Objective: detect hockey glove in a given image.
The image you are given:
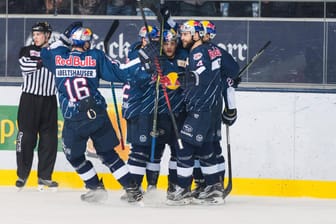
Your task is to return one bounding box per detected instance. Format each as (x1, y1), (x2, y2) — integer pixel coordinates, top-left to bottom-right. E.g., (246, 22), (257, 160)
(221, 108), (237, 126)
(227, 77), (241, 88)
(60, 21), (83, 46)
(138, 41), (160, 74)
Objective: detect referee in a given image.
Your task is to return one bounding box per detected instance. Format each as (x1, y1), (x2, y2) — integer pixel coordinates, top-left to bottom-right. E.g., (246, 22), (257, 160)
(16, 22), (58, 190)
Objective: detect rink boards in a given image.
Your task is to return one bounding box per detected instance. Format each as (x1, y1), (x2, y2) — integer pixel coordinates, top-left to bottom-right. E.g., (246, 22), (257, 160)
(1, 86), (336, 198)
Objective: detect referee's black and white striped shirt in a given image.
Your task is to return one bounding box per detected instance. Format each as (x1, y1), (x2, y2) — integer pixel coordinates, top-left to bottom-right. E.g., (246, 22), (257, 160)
(19, 45), (57, 96)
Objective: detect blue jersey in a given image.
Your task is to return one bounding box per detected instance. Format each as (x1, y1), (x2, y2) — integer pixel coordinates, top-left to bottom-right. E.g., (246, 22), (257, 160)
(184, 43), (223, 112)
(216, 43), (240, 81)
(122, 41), (154, 119)
(209, 42), (239, 110)
(158, 48), (188, 114)
(121, 59), (151, 119)
(41, 45), (127, 120)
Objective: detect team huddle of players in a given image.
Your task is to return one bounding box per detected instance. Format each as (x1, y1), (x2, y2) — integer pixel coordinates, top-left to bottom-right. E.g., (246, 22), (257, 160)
(36, 9), (240, 206)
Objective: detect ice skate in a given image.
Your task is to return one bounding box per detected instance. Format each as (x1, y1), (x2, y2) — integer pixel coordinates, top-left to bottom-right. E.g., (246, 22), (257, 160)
(81, 181), (108, 203)
(190, 180), (206, 198)
(15, 178), (26, 190)
(124, 183), (143, 203)
(37, 178), (58, 192)
(192, 183), (225, 205)
(166, 185), (192, 206)
(146, 184), (157, 193)
(166, 182), (177, 199)
(120, 186), (144, 201)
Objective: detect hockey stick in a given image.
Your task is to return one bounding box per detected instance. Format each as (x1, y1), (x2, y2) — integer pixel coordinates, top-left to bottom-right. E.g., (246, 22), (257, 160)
(137, 0), (159, 162)
(148, 3), (184, 151)
(223, 125), (232, 198)
(238, 40), (271, 78)
(103, 20), (125, 151)
(140, 2), (184, 161)
(221, 41), (271, 195)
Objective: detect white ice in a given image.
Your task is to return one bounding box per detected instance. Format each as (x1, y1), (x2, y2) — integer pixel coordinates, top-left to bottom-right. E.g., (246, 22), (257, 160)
(1, 187), (335, 224)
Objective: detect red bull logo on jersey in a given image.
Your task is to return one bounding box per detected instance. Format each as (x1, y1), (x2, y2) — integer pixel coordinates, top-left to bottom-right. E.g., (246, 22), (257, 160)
(55, 55), (97, 67)
(208, 47), (222, 60)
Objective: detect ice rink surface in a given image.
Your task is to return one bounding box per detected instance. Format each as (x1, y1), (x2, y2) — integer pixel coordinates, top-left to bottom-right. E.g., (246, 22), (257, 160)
(1, 187), (335, 224)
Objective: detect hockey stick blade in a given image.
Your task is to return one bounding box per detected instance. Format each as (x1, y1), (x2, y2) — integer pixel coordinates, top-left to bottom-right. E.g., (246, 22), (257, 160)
(223, 125), (232, 199)
(103, 20), (120, 53)
(238, 40), (271, 78)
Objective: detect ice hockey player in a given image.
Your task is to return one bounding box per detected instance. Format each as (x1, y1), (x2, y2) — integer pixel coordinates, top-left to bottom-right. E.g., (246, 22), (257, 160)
(159, 9), (240, 204)
(40, 22), (143, 203)
(143, 28), (189, 197)
(190, 20), (240, 200)
(120, 25), (165, 194)
(167, 20), (226, 205)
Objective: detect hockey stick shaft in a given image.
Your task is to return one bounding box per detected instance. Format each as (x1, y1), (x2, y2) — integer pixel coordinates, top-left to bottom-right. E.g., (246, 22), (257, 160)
(154, 59), (184, 150)
(148, 2), (183, 150)
(223, 125), (232, 198)
(137, 0), (159, 162)
(103, 20), (125, 150)
(238, 40), (271, 78)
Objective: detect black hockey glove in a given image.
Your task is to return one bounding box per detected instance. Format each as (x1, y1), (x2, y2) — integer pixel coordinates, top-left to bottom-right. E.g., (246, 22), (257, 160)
(60, 21), (83, 46)
(221, 108), (237, 126)
(227, 77), (241, 88)
(138, 41), (160, 74)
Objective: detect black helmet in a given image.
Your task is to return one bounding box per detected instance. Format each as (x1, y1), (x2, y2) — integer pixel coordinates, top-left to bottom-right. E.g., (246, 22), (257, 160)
(32, 22), (52, 34)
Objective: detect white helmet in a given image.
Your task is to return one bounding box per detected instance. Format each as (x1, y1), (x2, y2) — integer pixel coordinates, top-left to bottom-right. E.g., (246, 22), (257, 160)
(70, 27), (93, 47)
(179, 20), (205, 37)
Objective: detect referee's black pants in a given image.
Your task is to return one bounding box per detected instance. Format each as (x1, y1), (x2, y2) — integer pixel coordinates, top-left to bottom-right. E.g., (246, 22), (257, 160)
(16, 93), (58, 181)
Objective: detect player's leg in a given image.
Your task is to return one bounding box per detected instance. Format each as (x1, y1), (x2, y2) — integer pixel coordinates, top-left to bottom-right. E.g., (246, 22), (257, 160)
(166, 141), (195, 205)
(166, 111), (212, 205)
(213, 141), (225, 187)
(145, 113), (173, 191)
(15, 93), (39, 188)
(145, 143), (165, 191)
(191, 157), (206, 197)
(167, 142), (178, 197)
(194, 110), (225, 204)
(92, 111), (143, 203)
(124, 115), (153, 190)
(62, 119), (105, 202)
(36, 95), (58, 190)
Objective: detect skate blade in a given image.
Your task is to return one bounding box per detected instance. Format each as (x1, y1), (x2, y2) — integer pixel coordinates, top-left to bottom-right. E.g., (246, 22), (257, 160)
(81, 192), (108, 203)
(16, 187), (24, 192)
(120, 192), (128, 201)
(37, 185), (58, 192)
(192, 196), (225, 205)
(165, 197), (192, 206)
